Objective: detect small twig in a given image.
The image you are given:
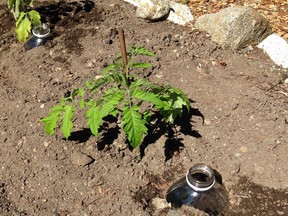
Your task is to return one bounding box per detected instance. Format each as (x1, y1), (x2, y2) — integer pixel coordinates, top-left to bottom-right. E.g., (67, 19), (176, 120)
(266, 80), (282, 91)
(278, 91), (288, 97)
(84, 197), (100, 208)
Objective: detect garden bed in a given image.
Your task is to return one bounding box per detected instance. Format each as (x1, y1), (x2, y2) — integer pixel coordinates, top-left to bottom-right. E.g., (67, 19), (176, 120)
(0, 0), (287, 215)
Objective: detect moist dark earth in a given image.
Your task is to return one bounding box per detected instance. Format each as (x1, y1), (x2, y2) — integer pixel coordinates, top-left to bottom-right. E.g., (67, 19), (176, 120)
(0, 0), (288, 215)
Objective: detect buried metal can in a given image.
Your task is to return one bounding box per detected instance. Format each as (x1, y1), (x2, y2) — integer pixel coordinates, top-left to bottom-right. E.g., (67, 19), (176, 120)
(25, 23), (51, 50)
(166, 163), (229, 215)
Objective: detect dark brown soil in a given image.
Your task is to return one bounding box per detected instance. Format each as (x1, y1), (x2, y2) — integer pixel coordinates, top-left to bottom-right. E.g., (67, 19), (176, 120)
(0, 0), (287, 215)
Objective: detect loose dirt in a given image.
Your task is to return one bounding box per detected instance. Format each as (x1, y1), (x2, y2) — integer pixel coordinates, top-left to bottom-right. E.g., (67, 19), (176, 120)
(0, 0), (287, 215)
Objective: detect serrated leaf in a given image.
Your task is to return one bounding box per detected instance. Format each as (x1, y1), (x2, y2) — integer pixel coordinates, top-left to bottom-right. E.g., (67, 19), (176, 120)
(108, 71), (125, 83)
(70, 88), (84, 100)
(40, 104), (64, 135)
(78, 88), (85, 97)
(129, 62), (152, 69)
(15, 11), (25, 27)
(143, 110), (151, 123)
(16, 14), (31, 42)
(110, 109), (118, 117)
(101, 88), (124, 113)
(129, 47), (155, 56)
(101, 63), (117, 74)
(159, 87), (191, 123)
(122, 105), (147, 148)
(132, 90), (168, 110)
(28, 10), (41, 25)
(61, 105), (75, 139)
(86, 76), (109, 91)
(130, 78), (163, 93)
(85, 103), (101, 137)
(79, 99), (85, 109)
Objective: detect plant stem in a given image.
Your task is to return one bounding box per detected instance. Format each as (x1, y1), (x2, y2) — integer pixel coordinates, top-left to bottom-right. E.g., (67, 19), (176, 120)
(118, 28), (129, 85)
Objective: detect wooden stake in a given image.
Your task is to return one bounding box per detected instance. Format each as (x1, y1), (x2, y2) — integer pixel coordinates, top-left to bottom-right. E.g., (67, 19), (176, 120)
(119, 28), (128, 69)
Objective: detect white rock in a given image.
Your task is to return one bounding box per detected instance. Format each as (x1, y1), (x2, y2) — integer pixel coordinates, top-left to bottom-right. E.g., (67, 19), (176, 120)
(151, 197), (170, 209)
(257, 34), (288, 69)
(168, 1), (194, 25)
(123, 0), (141, 6)
(123, 0), (194, 25)
(136, 0), (170, 21)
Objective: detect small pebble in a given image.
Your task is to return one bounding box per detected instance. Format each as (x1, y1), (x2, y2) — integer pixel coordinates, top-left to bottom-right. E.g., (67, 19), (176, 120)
(204, 119), (211, 125)
(239, 146), (248, 153)
(43, 141), (50, 147)
(86, 60), (96, 68)
(277, 210), (285, 215)
(254, 164), (264, 175)
(71, 152), (95, 166)
(151, 197), (170, 209)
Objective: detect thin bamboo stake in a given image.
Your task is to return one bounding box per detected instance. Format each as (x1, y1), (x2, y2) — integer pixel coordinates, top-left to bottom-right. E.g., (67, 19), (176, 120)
(118, 28), (128, 70)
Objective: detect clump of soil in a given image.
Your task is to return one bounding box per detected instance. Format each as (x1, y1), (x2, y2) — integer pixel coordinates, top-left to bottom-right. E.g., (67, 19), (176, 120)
(0, 0), (287, 215)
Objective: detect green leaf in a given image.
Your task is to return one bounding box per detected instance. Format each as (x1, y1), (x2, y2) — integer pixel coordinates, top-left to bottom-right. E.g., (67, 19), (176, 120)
(101, 87), (124, 113)
(130, 78), (163, 93)
(86, 76), (109, 91)
(40, 104), (64, 135)
(143, 110), (151, 123)
(169, 87), (190, 111)
(85, 88), (123, 137)
(24, 0), (34, 7)
(132, 90), (168, 110)
(101, 63), (117, 74)
(69, 88), (84, 100)
(129, 62), (152, 69)
(85, 103), (101, 137)
(61, 105), (75, 139)
(79, 99), (85, 109)
(159, 87), (191, 123)
(7, 0), (15, 10)
(15, 13), (31, 42)
(129, 47), (155, 56)
(8, 0), (21, 19)
(28, 10), (41, 25)
(122, 105), (148, 148)
(15, 11), (25, 27)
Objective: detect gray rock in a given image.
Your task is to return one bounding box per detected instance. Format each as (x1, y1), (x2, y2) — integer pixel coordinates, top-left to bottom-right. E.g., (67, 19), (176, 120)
(124, 0), (194, 25)
(168, 1), (194, 25)
(195, 6), (272, 50)
(136, 0), (170, 21)
(71, 151), (95, 166)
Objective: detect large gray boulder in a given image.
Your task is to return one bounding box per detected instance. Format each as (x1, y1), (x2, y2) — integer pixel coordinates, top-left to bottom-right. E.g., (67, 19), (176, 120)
(195, 6), (272, 50)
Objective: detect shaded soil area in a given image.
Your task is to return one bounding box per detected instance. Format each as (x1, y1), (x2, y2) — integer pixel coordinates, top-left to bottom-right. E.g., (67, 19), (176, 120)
(0, 0), (288, 215)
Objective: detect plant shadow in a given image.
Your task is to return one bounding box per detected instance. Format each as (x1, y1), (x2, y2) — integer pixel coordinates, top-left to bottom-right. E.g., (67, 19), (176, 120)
(68, 128), (92, 143)
(97, 126), (120, 151)
(66, 100), (204, 159)
(141, 100), (204, 160)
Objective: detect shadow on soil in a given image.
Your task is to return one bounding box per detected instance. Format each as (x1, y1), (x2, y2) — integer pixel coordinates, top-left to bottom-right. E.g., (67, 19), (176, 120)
(67, 104), (203, 161)
(141, 105), (204, 160)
